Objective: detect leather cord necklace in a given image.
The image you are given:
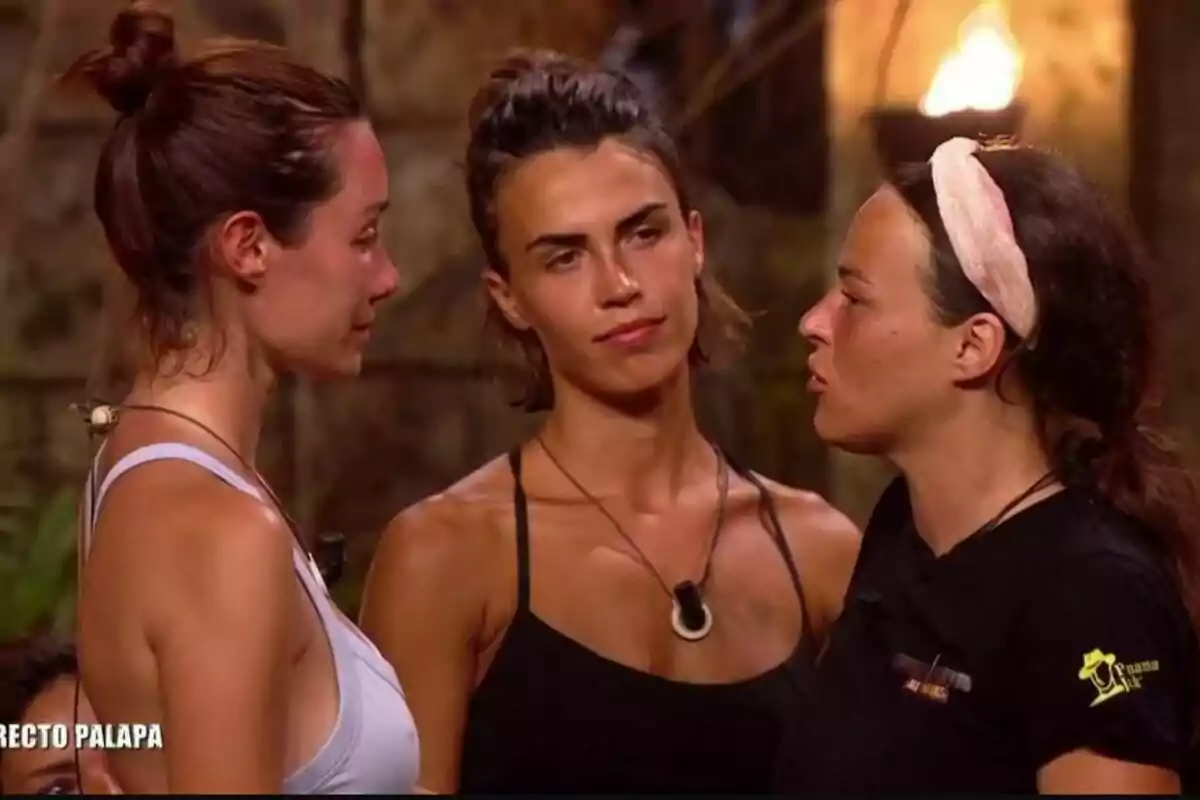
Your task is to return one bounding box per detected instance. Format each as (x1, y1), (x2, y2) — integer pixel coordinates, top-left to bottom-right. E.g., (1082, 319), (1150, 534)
(978, 469), (1059, 534)
(915, 469), (1059, 692)
(535, 435), (729, 643)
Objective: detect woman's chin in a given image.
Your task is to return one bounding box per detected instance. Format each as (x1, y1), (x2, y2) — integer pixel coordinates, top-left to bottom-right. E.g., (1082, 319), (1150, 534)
(813, 407), (884, 456)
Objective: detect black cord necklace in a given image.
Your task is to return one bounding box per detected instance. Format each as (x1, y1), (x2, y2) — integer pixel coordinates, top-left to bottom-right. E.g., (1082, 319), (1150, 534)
(979, 470), (1059, 534)
(535, 435), (729, 643)
(912, 469), (1059, 697)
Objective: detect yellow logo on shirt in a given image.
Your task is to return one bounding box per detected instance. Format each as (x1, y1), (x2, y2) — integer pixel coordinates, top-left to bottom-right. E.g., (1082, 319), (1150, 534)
(1077, 649), (1160, 707)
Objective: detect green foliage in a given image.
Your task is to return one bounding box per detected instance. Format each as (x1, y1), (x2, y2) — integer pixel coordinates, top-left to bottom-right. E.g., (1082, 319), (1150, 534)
(0, 487), (78, 639)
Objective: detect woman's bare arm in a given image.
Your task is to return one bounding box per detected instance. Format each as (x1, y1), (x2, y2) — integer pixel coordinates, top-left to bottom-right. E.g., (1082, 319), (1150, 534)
(146, 491), (296, 793)
(1039, 750), (1179, 795)
(360, 498), (493, 794)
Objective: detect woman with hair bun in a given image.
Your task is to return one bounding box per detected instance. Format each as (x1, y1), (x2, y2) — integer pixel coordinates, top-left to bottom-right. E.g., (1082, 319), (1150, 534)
(66, 1), (416, 793)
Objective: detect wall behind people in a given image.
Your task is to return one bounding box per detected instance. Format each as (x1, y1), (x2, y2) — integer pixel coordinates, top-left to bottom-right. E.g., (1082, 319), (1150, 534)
(1130, 0), (1200, 448)
(0, 0), (831, 618)
(824, 0), (1131, 522)
(10, 0), (1191, 615)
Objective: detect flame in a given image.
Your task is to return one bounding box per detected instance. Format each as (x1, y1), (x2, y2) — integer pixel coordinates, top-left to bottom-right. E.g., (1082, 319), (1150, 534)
(920, 1), (1022, 116)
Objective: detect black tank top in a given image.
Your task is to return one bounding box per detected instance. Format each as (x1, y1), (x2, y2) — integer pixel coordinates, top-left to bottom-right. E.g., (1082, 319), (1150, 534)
(458, 448), (818, 792)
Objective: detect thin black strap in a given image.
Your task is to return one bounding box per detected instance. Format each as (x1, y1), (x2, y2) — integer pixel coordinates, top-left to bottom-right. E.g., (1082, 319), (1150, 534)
(725, 455), (814, 646)
(507, 448), (531, 611)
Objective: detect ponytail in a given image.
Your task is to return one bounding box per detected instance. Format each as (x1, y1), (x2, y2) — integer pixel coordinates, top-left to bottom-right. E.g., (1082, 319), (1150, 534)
(1069, 413), (1200, 631)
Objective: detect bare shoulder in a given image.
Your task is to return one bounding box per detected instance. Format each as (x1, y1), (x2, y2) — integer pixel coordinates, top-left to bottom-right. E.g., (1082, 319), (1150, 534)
(362, 454), (516, 626)
(741, 471), (862, 631)
(750, 472), (861, 555)
(89, 464), (301, 792)
(372, 454), (515, 572)
(92, 462), (296, 641)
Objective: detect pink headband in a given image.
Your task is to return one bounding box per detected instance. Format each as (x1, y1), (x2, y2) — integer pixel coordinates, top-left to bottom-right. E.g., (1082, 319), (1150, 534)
(928, 137), (1035, 338)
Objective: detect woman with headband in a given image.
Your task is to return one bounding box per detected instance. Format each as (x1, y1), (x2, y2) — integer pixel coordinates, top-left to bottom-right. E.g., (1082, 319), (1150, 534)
(775, 138), (1200, 792)
(66, 1), (416, 793)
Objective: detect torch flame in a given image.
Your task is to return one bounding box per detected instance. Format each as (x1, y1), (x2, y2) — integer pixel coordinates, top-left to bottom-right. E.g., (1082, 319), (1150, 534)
(920, 1), (1022, 117)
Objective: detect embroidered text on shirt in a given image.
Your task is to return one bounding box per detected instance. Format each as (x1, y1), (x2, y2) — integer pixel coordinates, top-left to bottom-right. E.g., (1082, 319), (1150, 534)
(1078, 649), (1160, 707)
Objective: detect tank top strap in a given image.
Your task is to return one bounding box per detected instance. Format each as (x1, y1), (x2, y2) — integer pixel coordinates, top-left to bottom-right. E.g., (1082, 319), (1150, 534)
(84, 442), (263, 554)
(723, 452), (814, 646)
(94, 442), (261, 513)
(506, 448), (531, 611)
(80, 441), (421, 794)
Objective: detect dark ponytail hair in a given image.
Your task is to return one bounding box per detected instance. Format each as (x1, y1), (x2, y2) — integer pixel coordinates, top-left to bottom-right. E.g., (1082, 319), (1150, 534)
(893, 144), (1200, 632)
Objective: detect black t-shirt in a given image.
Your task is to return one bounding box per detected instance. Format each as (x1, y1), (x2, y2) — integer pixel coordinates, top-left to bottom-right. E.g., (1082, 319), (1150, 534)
(774, 479), (1198, 793)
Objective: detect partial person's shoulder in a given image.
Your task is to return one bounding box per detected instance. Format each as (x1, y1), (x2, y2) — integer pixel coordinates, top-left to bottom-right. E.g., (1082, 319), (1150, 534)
(1015, 491), (1194, 656)
(1032, 546), (1183, 618)
(166, 475), (295, 594)
(99, 454), (294, 571)
(1014, 540), (1197, 774)
(751, 472), (862, 556)
(94, 461), (297, 637)
(363, 454), (516, 629)
(1017, 488), (1174, 578)
(376, 453), (516, 571)
(742, 471), (862, 631)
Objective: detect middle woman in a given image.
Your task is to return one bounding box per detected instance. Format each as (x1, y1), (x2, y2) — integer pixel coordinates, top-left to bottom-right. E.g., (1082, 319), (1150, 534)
(360, 50), (859, 794)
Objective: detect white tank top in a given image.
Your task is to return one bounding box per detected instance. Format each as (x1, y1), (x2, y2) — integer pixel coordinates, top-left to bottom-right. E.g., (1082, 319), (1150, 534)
(81, 442), (419, 794)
